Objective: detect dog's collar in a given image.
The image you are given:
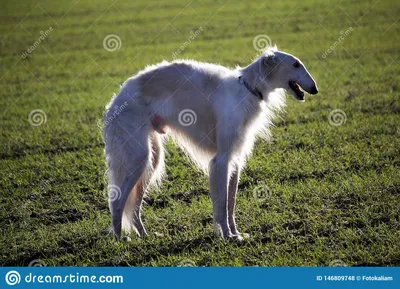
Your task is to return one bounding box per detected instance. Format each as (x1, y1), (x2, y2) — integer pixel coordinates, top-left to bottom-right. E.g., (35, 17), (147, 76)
(238, 76), (263, 100)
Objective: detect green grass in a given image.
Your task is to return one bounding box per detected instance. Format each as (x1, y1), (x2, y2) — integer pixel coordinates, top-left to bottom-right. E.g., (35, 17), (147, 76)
(0, 0), (399, 266)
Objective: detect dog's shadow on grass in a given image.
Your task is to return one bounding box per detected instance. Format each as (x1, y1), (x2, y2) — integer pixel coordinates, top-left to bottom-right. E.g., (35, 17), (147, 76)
(143, 189), (209, 208)
(99, 232), (257, 266)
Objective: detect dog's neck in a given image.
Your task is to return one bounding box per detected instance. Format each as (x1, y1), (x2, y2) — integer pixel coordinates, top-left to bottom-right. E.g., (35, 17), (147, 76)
(239, 76), (263, 100)
(239, 61), (274, 101)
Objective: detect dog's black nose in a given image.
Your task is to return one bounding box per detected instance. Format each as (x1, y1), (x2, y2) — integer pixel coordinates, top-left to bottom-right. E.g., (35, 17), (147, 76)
(310, 85), (318, 95)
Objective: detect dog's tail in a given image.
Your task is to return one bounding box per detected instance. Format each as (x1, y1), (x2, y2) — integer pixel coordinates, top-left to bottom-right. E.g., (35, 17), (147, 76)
(121, 133), (165, 232)
(121, 185), (139, 234)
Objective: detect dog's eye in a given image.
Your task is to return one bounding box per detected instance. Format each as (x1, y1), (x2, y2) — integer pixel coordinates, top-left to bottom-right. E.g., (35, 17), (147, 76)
(293, 61), (300, 68)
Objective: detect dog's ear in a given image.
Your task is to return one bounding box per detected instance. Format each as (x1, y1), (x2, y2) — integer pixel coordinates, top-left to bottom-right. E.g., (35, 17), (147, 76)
(262, 54), (278, 77)
(263, 54), (276, 66)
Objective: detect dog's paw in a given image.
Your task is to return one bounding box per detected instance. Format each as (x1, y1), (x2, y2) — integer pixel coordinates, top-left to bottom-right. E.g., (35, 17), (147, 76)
(121, 236), (132, 242)
(230, 233), (250, 243)
(239, 233), (250, 239)
(225, 233), (249, 243)
(232, 231), (250, 238)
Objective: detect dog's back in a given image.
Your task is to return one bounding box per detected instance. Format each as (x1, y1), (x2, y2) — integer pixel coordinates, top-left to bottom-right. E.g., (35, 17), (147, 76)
(106, 60), (242, 168)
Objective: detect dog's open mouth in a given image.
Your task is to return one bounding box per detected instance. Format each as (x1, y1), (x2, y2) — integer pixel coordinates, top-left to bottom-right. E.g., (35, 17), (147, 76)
(288, 81), (305, 101)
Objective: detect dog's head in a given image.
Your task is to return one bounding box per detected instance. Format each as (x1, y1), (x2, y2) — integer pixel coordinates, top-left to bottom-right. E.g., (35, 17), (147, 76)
(258, 49), (318, 101)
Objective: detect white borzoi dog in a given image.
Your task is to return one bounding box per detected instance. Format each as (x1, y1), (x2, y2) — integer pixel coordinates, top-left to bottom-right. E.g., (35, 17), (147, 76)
(103, 46), (318, 241)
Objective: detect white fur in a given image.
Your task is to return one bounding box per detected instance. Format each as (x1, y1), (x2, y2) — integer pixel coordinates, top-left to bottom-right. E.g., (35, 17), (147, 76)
(103, 47), (317, 239)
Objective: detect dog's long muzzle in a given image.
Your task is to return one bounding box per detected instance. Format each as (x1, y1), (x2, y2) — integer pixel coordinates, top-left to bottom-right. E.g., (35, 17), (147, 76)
(288, 80), (318, 101)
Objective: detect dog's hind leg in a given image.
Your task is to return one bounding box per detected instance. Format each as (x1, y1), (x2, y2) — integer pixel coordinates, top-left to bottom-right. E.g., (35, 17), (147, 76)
(124, 132), (164, 237)
(106, 126), (150, 240)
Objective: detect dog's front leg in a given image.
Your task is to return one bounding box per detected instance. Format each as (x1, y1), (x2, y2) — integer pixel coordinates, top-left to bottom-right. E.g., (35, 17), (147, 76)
(228, 164), (240, 235)
(209, 153), (232, 238)
(228, 164), (250, 241)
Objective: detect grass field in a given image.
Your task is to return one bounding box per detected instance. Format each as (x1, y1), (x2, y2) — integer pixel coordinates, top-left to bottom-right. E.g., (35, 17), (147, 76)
(1, 0), (399, 267)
